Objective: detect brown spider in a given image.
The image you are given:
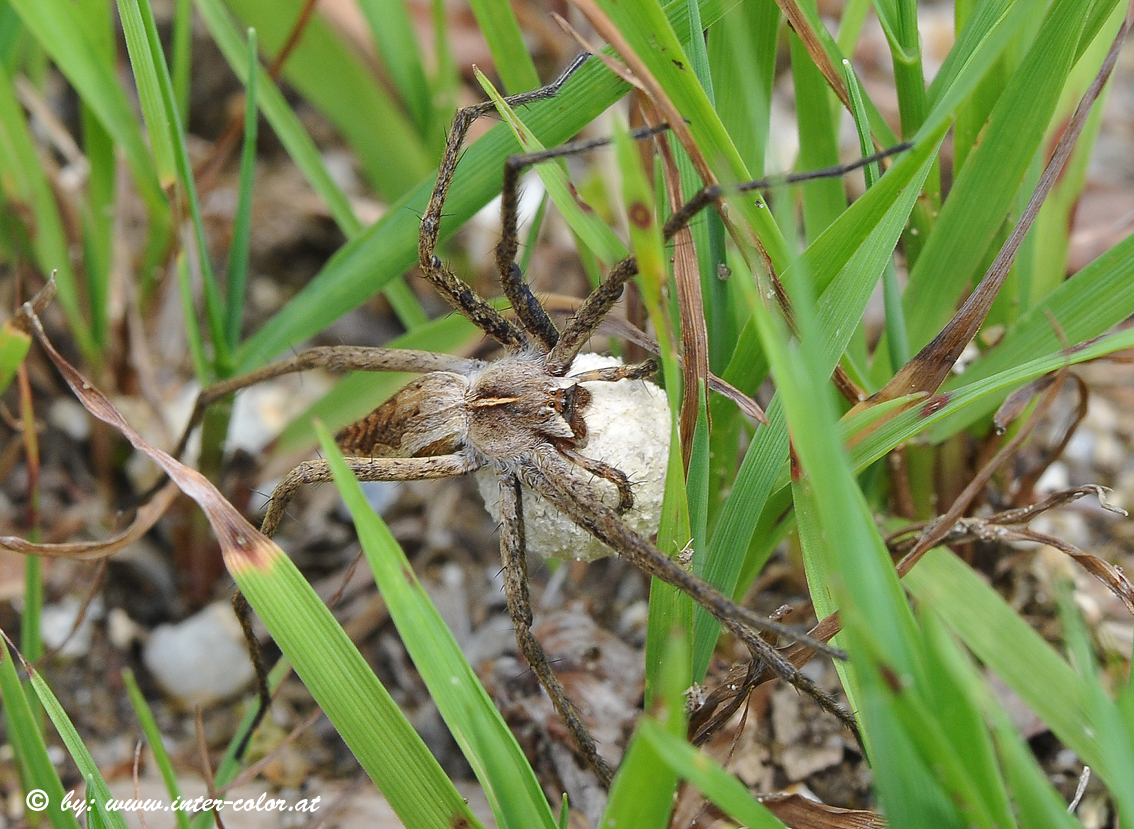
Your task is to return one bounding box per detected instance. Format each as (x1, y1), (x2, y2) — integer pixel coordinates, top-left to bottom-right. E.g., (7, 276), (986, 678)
(181, 55), (902, 784)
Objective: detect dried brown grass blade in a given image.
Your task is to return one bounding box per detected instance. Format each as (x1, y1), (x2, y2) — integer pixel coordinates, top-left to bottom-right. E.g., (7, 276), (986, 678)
(0, 481), (178, 560)
(760, 793), (885, 829)
(647, 102), (712, 464)
(17, 283), (276, 573)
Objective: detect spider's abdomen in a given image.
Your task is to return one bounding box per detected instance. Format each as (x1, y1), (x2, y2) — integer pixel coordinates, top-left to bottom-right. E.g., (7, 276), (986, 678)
(337, 371), (470, 458)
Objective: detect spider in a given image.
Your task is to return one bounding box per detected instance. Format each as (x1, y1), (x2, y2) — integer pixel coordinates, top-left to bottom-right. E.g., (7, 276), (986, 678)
(180, 54), (903, 785)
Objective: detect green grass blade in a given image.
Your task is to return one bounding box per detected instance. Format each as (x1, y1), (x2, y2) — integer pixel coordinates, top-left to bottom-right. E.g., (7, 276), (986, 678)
(989, 700), (1086, 829)
(843, 58), (909, 373)
(0, 61), (92, 358)
(1056, 587), (1134, 818)
(851, 325), (1134, 473)
(600, 632), (689, 829)
(316, 423), (556, 829)
(196, 0), (427, 331)
(122, 670), (192, 829)
(0, 638), (82, 829)
(904, 548), (1123, 789)
(233, 547), (486, 829)
(19, 654), (130, 829)
(6, 0), (170, 256)
(637, 721), (787, 828)
(873, 0), (929, 137)
(225, 27), (258, 352)
(0, 318), (30, 393)
(694, 129), (941, 675)
(222, 0), (430, 200)
(613, 118), (693, 700)
(171, 0), (191, 123)
(467, 0), (538, 93)
(118, 0), (230, 374)
(901, 0), (1110, 352)
(115, 0), (175, 188)
(358, 0), (431, 136)
(791, 32), (843, 241)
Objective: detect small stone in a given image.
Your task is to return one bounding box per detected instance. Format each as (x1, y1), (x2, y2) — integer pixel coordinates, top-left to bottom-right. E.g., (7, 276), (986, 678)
(41, 596), (101, 658)
(47, 398), (91, 441)
(143, 601), (256, 707)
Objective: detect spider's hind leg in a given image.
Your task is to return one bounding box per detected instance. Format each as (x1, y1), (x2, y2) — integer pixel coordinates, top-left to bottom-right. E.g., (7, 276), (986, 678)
(498, 471), (616, 786)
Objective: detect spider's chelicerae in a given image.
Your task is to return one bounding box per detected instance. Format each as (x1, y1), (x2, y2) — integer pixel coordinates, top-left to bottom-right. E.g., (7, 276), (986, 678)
(183, 55), (903, 785)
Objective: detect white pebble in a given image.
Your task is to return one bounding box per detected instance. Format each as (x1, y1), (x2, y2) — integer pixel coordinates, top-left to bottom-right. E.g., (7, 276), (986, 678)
(143, 601), (255, 707)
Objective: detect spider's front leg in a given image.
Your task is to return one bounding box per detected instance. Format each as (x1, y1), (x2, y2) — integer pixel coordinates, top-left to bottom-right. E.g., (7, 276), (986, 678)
(497, 472), (616, 786)
(417, 54), (590, 351)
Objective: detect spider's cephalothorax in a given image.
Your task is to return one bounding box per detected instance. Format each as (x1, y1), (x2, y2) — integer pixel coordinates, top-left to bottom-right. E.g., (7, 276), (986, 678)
(466, 356), (590, 461)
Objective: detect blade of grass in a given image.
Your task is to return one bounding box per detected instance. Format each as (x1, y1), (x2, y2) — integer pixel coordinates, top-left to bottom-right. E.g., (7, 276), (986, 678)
(468, 0), (539, 93)
(196, 0), (428, 332)
(0, 61), (92, 358)
(358, 0), (431, 137)
(122, 670), (192, 829)
(0, 638), (82, 829)
(695, 130), (941, 675)
(636, 721), (788, 828)
(225, 27), (258, 352)
(1057, 585), (1134, 818)
(614, 119), (694, 699)
(600, 632), (690, 829)
(223, 0), (431, 200)
(6, 0), (171, 270)
(900, 0), (1109, 352)
(13, 646), (131, 829)
(119, 0), (230, 374)
(904, 548), (1124, 788)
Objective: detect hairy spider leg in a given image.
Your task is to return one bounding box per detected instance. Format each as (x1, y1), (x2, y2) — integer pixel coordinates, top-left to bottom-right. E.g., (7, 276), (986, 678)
(173, 347), (482, 461)
(418, 53), (591, 352)
(495, 122), (673, 352)
(518, 444), (862, 741)
(498, 473), (617, 785)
